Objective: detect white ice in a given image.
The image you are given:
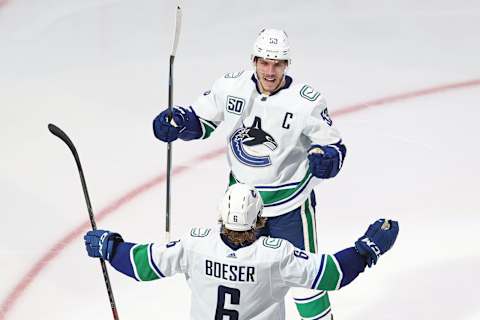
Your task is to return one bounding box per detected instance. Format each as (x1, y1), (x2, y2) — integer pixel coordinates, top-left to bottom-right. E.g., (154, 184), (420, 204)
(1, 0), (479, 319)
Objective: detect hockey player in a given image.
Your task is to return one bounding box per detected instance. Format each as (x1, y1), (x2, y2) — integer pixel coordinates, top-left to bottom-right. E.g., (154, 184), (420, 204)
(84, 184), (399, 320)
(152, 28), (346, 318)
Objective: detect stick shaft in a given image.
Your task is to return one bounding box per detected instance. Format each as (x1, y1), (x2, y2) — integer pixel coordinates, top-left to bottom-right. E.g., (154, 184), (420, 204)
(165, 6), (182, 242)
(48, 123), (120, 320)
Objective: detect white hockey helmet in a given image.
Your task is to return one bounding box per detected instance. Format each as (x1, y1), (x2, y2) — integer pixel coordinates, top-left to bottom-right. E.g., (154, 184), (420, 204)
(252, 28), (290, 63)
(220, 183), (264, 232)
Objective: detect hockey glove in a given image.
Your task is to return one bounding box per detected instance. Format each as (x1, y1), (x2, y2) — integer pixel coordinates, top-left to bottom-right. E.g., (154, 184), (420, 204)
(153, 106), (202, 142)
(355, 219), (399, 267)
(307, 144), (344, 179)
(84, 230), (124, 261)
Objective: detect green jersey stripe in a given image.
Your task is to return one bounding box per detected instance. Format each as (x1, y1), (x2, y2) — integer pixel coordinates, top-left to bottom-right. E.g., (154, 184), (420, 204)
(132, 244), (161, 281)
(229, 170), (313, 206)
(294, 293), (331, 319)
(304, 199), (317, 253)
(199, 118), (217, 139)
(316, 255), (341, 290)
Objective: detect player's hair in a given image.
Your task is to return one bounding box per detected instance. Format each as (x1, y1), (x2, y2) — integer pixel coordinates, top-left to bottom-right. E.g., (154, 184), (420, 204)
(221, 216), (267, 246)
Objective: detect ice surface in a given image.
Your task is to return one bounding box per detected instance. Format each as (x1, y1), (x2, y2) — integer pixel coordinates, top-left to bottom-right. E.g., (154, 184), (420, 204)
(1, 0), (479, 319)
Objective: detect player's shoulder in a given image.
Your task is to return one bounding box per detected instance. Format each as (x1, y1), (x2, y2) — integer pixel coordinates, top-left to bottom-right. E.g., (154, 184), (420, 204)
(284, 77), (326, 108)
(257, 236), (313, 263)
(256, 236), (297, 262)
(213, 70), (253, 89)
(187, 227), (216, 239)
(221, 70), (250, 81)
(258, 236), (288, 251)
(181, 227), (218, 249)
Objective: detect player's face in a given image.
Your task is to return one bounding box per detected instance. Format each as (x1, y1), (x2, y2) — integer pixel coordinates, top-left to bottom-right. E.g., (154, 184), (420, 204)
(255, 58), (288, 94)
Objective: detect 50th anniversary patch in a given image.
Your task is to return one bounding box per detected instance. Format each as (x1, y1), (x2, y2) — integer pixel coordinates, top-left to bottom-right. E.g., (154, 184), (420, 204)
(226, 96), (245, 115)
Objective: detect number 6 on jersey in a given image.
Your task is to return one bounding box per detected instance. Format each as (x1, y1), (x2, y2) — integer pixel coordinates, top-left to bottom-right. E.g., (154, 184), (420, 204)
(215, 285), (240, 320)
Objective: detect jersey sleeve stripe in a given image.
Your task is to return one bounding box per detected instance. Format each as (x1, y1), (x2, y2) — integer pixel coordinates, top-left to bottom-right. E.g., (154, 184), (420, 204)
(131, 244), (161, 281)
(199, 118), (217, 139)
(130, 244), (141, 281)
(315, 255), (342, 290)
(331, 254), (343, 290)
(148, 243), (166, 278)
(311, 254), (326, 289)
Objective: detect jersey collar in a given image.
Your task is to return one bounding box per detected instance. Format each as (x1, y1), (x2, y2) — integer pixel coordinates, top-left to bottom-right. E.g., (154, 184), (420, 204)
(251, 72), (293, 96)
(220, 233), (254, 251)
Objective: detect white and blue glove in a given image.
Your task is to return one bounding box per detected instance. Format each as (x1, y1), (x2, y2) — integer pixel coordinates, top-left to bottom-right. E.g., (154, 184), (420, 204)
(355, 219), (399, 267)
(308, 143), (346, 179)
(84, 230), (123, 261)
(153, 106), (202, 142)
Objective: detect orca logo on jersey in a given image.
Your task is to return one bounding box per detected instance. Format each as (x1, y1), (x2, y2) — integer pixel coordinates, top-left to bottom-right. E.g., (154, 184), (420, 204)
(229, 117), (278, 167)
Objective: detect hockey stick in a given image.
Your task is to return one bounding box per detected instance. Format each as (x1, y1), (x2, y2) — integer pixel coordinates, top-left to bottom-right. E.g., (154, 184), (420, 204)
(165, 5), (183, 242)
(47, 123), (120, 320)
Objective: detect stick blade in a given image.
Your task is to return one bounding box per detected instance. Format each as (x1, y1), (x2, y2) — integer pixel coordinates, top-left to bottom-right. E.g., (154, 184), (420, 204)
(171, 5), (183, 56)
(48, 123), (78, 156)
(48, 123), (63, 137)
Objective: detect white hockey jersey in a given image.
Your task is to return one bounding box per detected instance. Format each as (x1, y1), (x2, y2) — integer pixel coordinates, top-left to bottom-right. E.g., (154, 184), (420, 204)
(192, 71), (343, 216)
(127, 228), (344, 320)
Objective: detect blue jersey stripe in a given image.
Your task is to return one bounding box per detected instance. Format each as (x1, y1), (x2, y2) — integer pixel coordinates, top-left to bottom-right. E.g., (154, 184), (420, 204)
(149, 244), (166, 278)
(311, 254), (325, 289)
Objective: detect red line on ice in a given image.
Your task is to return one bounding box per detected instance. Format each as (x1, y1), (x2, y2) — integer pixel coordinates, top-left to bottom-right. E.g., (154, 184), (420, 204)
(1, 79), (479, 319)
(333, 78), (480, 116)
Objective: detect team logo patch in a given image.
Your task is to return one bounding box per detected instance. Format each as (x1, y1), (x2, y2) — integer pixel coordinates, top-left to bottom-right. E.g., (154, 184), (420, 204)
(300, 85), (320, 101)
(321, 108), (333, 126)
(190, 228), (211, 237)
(263, 237), (282, 249)
(226, 96), (245, 115)
(229, 117), (278, 167)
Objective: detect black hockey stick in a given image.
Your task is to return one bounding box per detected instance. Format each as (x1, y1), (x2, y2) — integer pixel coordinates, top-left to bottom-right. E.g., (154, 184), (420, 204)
(47, 123), (120, 320)
(165, 5), (183, 242)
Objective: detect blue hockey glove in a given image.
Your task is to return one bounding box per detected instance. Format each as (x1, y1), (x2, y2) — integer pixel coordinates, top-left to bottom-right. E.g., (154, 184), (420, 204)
(307, 144), (344, 179)
(153, 106), (202, 142)
(84, 230), (124, 261)
(355, 219), (399, 267)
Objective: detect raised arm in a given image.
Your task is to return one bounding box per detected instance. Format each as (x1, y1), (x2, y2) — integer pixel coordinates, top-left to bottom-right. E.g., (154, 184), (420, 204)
(84, 230), (186, 281)
(279, 219), (399, 290)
